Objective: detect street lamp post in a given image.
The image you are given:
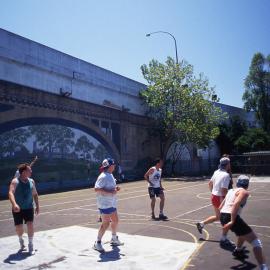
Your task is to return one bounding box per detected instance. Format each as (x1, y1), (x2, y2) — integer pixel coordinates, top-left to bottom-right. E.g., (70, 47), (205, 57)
(146, 31), (179, 64)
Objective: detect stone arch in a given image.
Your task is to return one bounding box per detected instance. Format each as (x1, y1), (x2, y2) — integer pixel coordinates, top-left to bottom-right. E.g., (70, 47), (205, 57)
(0, 116), (120, 161)
(164, 141), (193, 175)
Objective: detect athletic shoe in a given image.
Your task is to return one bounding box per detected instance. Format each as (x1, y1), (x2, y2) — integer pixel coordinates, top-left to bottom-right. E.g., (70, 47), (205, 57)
(159, 214), (168, 220)
(110, 236), (124, 246)
(28, 243), (35, 255)
(220, 238), (235, 248)
(232, 248), (246, 259)
(196, 222), (203, 234)
(93, 241), (104, 252)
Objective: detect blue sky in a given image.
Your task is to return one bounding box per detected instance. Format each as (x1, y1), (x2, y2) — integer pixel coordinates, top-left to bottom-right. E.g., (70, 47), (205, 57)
(1, 0), (269, 108)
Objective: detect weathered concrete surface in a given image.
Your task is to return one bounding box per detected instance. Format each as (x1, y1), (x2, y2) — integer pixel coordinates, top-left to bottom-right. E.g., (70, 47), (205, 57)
(0, 226), (197, 270)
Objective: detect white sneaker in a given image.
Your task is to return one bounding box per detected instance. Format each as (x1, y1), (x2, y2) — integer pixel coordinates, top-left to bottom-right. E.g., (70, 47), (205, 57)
(28, 243), (35, 255)
(110, 236), (124, 246)
(93, 241), (104, 252)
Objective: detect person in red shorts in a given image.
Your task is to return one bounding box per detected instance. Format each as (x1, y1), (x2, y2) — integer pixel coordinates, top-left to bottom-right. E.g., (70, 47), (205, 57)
(196, 157), (232, 246)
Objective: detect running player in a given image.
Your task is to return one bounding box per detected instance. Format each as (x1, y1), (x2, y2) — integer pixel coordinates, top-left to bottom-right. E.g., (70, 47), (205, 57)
(144, 158), (167, 220)
(196, 157), (232, 245)
(8, 163), (39, 255)
(93, 158), (123, 252)
(220, 175), (268, 270)
(220, 154), (233, 189)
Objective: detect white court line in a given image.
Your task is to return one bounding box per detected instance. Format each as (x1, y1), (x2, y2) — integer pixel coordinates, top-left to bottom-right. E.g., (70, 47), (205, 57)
(0, 181), (199, 213)
(249, 224), (270, 229)
(0, 181), (194, 210)
(172, 204), (212, 219)
(0, 182), (207, 222)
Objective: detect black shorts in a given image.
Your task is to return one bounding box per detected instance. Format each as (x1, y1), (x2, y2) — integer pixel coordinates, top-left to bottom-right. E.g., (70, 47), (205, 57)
(148, 187), (164, 198)
(12, 208), (34, 226)
(220, 213), (252, 236)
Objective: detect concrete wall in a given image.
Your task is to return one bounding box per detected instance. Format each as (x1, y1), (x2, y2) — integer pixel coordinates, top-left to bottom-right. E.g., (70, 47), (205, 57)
(0, 28), (146, 115)
(0, 28), (255, 125)
(215, 102), (256, 125)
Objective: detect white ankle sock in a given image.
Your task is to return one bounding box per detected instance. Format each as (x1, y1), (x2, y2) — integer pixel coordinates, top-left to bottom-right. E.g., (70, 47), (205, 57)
(28, 237), (33, 245)
(220, 235), (227, 241)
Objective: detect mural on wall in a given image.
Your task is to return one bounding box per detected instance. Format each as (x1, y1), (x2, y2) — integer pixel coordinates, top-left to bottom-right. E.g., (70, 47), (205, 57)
(0, 124), (110, 185)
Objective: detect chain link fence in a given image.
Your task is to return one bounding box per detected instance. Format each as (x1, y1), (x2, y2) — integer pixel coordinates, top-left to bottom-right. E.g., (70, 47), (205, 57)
(230, 152), (270, 175)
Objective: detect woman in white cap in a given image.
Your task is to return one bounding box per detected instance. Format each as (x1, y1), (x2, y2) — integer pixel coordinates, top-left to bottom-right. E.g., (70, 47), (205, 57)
(220, 175), (268, 270)
(93, 158), (123, 252)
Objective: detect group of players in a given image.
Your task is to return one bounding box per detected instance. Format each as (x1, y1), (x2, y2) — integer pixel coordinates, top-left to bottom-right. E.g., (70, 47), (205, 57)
(7, 155), (268, 269)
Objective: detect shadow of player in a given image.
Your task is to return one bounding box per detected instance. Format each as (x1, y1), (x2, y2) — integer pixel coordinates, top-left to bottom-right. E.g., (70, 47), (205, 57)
(98, 246), (125, 262)
(3, 249), (31, 264)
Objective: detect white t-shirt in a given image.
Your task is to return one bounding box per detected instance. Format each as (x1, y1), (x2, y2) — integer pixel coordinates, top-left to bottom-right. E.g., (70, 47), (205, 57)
(148, 167), (162, 188)
(94, 172), (117, 209)
(221, 188), (247, 215)
(210, 169), (230, 196)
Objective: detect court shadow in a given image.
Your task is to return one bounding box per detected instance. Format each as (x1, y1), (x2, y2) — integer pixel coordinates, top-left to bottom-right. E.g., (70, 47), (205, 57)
(230, 260), (257, 269)
(3, 250), (30, 264)
(199, 238), (220, 243)
(219, 242), (237, 252)
(98, 246), (124, 262)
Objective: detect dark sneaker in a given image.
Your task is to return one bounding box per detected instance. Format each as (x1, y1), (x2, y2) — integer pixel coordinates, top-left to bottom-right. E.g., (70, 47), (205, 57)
(159, 214), (168, 220)
(196, 223), (203, 234)
(151, 213), (156, 220)
(232, 248), (246, 259)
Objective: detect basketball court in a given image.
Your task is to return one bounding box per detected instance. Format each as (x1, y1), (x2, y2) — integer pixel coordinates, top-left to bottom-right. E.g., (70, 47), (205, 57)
(0, 177), (269, 269)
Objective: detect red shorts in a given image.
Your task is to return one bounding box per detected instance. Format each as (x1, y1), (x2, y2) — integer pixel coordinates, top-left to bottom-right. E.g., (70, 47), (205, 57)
(211, 194), (224, 208)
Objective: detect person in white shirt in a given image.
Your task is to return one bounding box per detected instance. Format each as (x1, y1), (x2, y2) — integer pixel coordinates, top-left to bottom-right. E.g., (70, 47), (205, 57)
(196, 157), (231, 245)
(144, 158), (168, 220)
(93, 158), (123, 252)
(219, 175), (268, 270)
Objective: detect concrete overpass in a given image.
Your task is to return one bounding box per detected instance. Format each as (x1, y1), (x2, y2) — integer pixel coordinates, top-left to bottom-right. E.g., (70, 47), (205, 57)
(0, 28), (160, 170)
(0, 28), (255, 174)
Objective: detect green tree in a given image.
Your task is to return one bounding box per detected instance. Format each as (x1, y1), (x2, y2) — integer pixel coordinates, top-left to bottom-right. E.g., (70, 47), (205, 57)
(55, 128), (75, 158)
(75, 135), (95, 159)
(235, 128), (270, 153)
(140, 57), (226, 157)
(93, 144), (109, 162)
(0, 128), (30, 157)
(216, 115), (248, 154)
(29, 125), (75, 159)
(243, 53), (270, 132)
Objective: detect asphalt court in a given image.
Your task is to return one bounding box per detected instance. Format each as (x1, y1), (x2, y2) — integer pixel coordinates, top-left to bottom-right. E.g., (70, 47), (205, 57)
(0, 177), (269, 269)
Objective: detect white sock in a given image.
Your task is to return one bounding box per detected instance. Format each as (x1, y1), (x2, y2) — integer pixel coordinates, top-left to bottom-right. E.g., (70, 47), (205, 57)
(260, 264), (268, 270)
(19, 236), (24, 245)
(97, 237), (101, 242)
(220, 235), (227, 241)
(28, 237), (33, 245)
